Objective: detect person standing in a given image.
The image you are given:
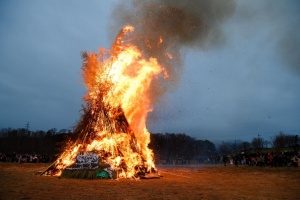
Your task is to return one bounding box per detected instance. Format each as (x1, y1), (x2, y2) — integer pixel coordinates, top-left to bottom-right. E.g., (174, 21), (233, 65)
(222, 155), (228, 166)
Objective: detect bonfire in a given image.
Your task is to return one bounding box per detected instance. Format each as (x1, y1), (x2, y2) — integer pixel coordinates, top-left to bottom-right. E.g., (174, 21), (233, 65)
(40, 0), (226, 179)
(40, 26), (167, 179)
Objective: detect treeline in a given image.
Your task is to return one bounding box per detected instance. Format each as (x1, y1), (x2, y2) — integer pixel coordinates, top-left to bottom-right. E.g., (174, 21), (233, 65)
(149, 133), (215, 163)
(0, 128), (299, 162)
(218, 132), (300, 156)
(0, 128), (216, 161)
(0, 128), (70, 155)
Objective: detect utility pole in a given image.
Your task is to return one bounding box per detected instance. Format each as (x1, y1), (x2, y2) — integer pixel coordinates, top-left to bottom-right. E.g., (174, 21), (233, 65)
(25, 122), (30, 136)
(257, 134), (262, 149)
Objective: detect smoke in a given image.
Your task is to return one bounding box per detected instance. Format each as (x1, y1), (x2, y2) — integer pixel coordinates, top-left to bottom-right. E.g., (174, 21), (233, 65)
(110, 0), (236, 101)
(273, 2), (300, 74)
(277, 24), (300, 74)
(235, 0), (300, 74)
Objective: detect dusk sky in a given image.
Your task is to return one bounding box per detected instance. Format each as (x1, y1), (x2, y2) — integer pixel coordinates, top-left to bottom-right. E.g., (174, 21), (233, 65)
(1, 0), (299, 142)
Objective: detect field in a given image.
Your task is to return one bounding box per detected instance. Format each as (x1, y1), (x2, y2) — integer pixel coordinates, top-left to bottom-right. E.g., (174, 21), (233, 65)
(0, 163), (299, 200)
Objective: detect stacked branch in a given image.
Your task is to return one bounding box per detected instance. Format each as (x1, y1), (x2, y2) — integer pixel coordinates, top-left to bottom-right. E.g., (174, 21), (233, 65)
(39, 49), (142, 177)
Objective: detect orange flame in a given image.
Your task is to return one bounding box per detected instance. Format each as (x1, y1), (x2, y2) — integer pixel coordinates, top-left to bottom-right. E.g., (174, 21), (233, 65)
(55, 25), (168, 178)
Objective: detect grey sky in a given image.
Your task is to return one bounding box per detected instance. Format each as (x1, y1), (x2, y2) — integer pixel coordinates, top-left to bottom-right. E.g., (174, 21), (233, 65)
(0, 0), (299, 142)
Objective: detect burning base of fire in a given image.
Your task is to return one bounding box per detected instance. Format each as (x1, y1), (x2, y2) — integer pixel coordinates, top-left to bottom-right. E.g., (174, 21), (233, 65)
(40, 26), (165, 179)
(41, 151), (160, 179)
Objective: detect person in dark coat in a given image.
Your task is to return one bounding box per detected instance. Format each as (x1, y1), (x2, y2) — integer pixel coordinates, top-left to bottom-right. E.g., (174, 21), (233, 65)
(222, 155), (228, 166)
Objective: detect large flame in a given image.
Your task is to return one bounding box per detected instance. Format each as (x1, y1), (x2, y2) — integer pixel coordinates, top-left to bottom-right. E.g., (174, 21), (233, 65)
(55, 26), (168, 178)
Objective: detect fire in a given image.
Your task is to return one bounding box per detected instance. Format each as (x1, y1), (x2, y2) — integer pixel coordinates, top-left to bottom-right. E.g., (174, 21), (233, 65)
(166, 52), (173, 60)
(54, 25), (168, 178)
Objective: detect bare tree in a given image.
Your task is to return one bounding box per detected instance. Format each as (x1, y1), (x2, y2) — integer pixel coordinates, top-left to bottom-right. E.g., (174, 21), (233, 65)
(263, 140), (271, 148)
(272, 131), (300, 151)
(251, 137), (264, 150)
(218, 142), (232, 155)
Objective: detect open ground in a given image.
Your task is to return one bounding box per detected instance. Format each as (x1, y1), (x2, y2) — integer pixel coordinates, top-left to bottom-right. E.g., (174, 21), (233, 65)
(0, 163), (299, 200)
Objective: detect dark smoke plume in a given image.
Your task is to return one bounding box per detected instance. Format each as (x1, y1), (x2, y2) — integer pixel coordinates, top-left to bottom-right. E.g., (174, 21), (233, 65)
(110, 0), (236, 101)
(277, 26), (300, 74)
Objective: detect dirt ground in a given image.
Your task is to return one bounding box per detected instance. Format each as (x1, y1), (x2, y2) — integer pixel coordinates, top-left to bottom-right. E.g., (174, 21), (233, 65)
(0, 163), (299, 200)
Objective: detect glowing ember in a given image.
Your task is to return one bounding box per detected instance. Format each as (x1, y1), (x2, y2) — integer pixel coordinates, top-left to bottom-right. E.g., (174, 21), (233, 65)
(54, 25), (168, 178)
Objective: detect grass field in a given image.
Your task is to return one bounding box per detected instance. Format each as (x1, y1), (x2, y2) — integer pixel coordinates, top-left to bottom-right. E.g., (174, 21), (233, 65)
(0, 163), (299, 199)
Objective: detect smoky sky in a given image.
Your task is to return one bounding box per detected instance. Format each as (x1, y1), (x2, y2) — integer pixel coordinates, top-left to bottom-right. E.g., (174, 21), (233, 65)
(111, 0), (236, 50)
(235, 0), (300, 74)
(0, 0), (299, 141)
(110, 0), (236, 102)
(109, 0), (300, 141)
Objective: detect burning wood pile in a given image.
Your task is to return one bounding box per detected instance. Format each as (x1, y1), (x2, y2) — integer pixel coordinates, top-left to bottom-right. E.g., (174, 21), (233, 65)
(39, 0), (233, 179)
(40, 26), (165, 179)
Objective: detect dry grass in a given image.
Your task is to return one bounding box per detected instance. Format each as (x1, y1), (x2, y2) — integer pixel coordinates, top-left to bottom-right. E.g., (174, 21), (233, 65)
(0, 163), (299, 200)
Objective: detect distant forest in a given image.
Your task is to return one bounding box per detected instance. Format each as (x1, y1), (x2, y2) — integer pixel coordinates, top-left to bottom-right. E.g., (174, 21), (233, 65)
(0, 128), (299, 162)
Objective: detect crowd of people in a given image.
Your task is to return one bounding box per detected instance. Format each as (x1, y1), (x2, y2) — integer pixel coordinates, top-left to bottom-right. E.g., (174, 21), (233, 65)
(221, 151), (300, 167)
(0, 152), (54, 163)
(1, 151), (299, 168)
